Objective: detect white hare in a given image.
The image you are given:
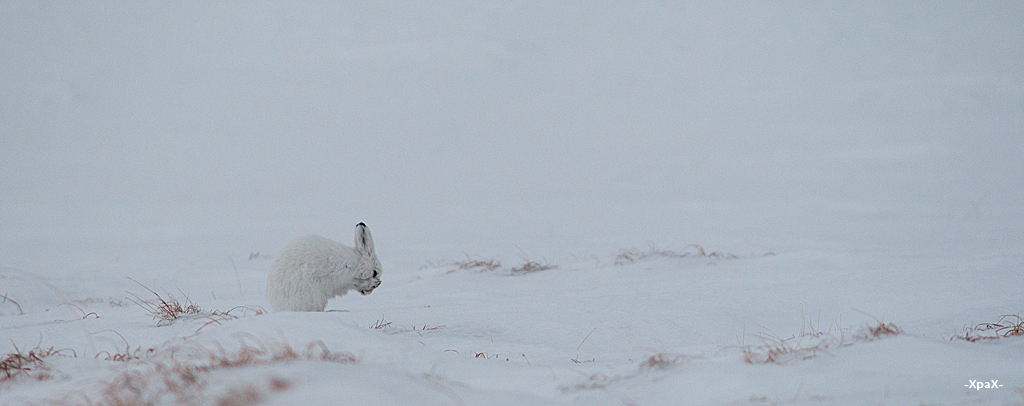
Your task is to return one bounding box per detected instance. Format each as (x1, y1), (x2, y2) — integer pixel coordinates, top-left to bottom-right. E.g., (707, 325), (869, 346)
(266, 223), (382, 311)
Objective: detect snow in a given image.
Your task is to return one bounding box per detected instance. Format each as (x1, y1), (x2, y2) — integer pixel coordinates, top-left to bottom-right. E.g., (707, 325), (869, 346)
(2, 1), (1023, 405)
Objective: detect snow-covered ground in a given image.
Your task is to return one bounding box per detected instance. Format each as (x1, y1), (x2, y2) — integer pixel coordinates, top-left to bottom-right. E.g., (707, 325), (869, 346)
(2, 2), (1023, 405)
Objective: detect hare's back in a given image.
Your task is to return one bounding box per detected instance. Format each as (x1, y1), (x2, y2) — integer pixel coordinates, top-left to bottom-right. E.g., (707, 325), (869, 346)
(274, 235), (354, 272)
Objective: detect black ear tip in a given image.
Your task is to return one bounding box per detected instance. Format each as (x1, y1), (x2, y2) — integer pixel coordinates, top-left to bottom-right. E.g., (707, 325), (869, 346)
(357, 222), (366, 227)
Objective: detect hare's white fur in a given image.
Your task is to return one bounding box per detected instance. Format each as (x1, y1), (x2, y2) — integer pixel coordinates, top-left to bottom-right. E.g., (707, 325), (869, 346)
(266, 223), (382, 312)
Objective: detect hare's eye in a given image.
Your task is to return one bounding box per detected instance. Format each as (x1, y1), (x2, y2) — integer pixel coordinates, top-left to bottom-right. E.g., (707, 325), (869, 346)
(372, 270), (379, 278)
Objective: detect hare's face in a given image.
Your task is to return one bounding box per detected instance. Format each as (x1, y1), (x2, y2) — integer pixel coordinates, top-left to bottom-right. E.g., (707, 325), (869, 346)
(354, 255), (382, 295)
(352, 222), (381, 295)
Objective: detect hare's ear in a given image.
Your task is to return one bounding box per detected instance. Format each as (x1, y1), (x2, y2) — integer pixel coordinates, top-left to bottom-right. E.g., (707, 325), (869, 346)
(354, 222), (375, 256)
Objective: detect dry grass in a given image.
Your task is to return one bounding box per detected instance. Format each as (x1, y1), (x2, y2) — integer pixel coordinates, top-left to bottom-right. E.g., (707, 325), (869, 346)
(861, 322), (905, 340)
(451, 255), (557, 275)
(127, 278), (265, 331)
(952, 314), (1024, 342)
(741, 332), (839, 365)
(563, 316), (901, 393)
(511, 259), (556, 274)
(454, 255), (502, 272)
(562, 373), (610, 392)
(58, 302), (100, 319)
(195, 338), (359, 369)
(127, 278), (202, 326)
(216, 383), (263, 406)
(636, 353), (694, 372)
(93, 329), (156, 362)
(267, 375), (292, 392)
(1, 293), (24, 315)
(365, 319), (446, 337)
(100, 361), (201, 406)
(369, 317), (392, 330)
(741, 319), (903, 365)
(563, 351), (699, 393)
(195, 306), (267, 334)
(79, 338), (357, 406)
(615, 244), (774, 265)
(571, 327), (597, 364)
(1, 341), (76, 382)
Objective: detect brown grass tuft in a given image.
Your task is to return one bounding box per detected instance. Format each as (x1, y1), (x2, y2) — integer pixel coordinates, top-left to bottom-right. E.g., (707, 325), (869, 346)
(216, 383), (263, 406)
(511, 259), (556, 274)
(189, 337), (359, 371)
(863, 322), (904, 340)
(562, 373), (609, 392)
(1, 340), (76, 382)
(562, 351), (701, 393)
(369, 317), (392, 330)
(637, 353), (692, 372)
(741, 333), (836, 365)
(268, 375), (292, 392)
(450, 255), (556, 275)
(92, 338), (356, 406)
(952, 314), (1024, 342)
(454, 255), (502, 272)
(91, 329), (156, 363)
(127, 278), (202, 326)
(126, 279), (265, 331)
(195, 306), (267, 334)
(615, 244), (773, 265)
(741, 318), (904, 365)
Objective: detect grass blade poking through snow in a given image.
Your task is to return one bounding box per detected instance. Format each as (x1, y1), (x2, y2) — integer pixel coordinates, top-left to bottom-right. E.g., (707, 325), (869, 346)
(511, 259), (556, 275)
(1, 340), (76, 382)
(741, 316), (904, 365)
(91, 337), (358, 406)
(614, 244), (775, 265)
(952, 314), (1024, 342)
(126, 277), (202, 326)
(453, 255), (501, 272)
(572, 328), (597, 363)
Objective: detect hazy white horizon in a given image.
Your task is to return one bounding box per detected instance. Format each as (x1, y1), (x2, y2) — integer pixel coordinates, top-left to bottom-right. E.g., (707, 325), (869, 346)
(3, 2), (1022, 278)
